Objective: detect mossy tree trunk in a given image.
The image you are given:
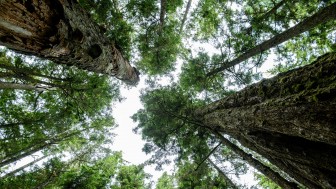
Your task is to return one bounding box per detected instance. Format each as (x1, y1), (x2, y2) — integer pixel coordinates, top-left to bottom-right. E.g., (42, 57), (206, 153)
(197, 53), (336, 188)
(0, 0), (139, 84)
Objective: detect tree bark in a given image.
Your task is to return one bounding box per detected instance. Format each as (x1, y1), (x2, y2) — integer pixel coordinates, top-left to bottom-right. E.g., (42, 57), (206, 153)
(197, 52), (336, 188)
(206, 2), (336, 77)
(0, 0), (139, 85)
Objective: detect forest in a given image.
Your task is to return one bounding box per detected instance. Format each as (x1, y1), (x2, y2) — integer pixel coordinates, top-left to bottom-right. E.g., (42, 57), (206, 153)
(0, 0), (335, 188)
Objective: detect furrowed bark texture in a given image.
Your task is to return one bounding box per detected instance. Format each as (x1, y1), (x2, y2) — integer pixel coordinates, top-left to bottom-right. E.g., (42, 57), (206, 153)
(0, 0), (139, 84)
(197, 53), (336, 188)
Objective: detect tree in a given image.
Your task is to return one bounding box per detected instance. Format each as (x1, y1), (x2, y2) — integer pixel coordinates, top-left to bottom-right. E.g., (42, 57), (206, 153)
(196, 53), (336, 188)
(0, 155), (47, 180)
(134, 52), (336, 188)
(0, 0), (139, 84)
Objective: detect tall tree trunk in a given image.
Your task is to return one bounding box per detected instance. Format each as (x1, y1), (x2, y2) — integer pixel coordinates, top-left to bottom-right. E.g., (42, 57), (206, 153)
(208, 159), (239, 189)
(206, 2), (336, 77)
(0, 0), (139, 84)
(197, 52), (336, 188)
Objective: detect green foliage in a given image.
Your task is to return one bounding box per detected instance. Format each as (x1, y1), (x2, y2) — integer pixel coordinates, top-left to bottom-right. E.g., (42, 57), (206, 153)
(125, 0), (183, 76)
(166, 0), (183, 13)
(176, 161), (229, 189)
(137, 23), (181, 75)
(132, 85), (196, 150)
(112, 165), (149, 189)
(192, 0), (223, 39)
(0, 51), (119, 187)
(155, 172), (175, 189)
(126, 0), (158, 19)
(180, 52), (210, 93)
(60, 153), (122, 189)
(179, 52), (260, 101)
(179, 52), (234, 100)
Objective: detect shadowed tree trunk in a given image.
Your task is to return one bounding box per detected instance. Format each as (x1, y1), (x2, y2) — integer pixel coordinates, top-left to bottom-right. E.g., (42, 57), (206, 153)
(0, 0), (139, 84)
(197, 52), (336, 188)
(206, 2), (336, 76)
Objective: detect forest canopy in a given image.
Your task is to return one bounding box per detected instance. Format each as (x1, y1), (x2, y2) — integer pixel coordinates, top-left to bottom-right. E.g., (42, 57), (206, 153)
(0, 0), (336, 188)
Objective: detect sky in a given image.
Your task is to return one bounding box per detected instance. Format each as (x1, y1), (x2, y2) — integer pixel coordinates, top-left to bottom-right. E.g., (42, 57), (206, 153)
(111, 76), (176, 184)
